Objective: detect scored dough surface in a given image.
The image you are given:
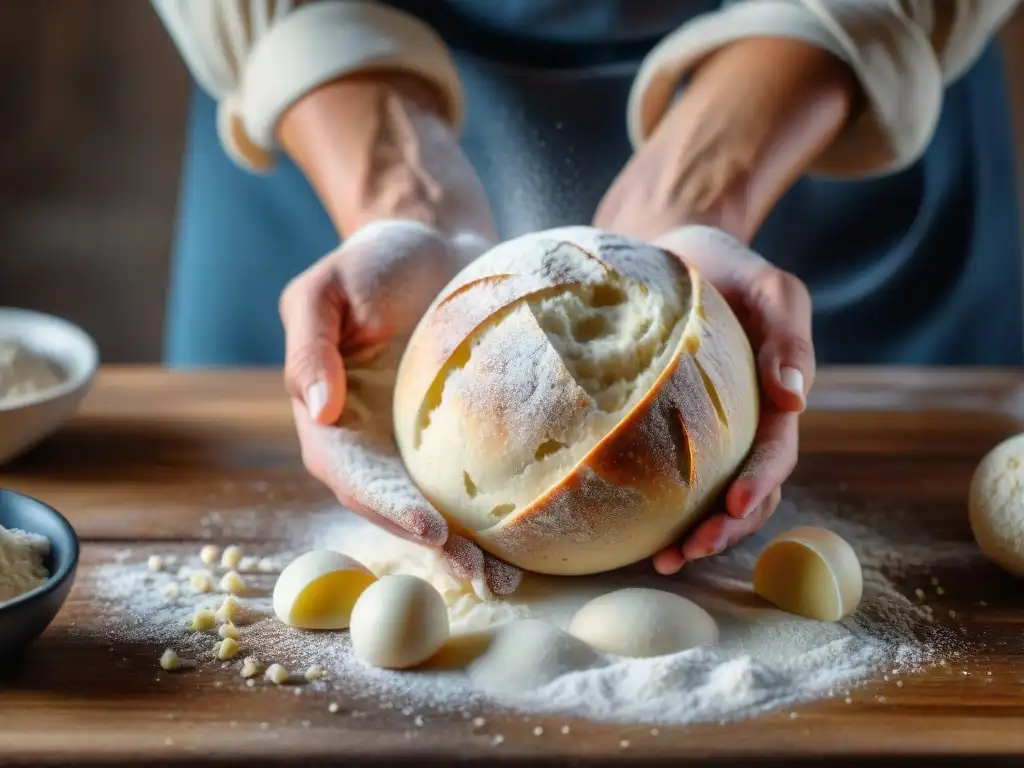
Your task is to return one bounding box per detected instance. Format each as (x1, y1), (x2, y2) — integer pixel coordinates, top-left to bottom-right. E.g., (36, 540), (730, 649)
(394, 226), (759, 575)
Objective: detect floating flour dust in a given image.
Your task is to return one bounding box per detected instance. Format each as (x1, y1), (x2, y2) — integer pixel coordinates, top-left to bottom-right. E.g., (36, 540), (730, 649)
(86, 485), (979, 726)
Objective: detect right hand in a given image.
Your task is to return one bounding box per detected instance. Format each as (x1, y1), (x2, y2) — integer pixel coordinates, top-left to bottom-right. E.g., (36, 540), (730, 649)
(279, 220), (522, 597)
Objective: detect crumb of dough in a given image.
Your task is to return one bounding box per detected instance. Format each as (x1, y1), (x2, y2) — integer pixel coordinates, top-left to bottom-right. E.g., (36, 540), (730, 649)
(147, 555), (164, 572)
(190, 609), (217, 632)
(215, 596), (242, 622)
(163, 583), (181, 600)
(159, 649), (195, 671)
(219, 622), (240, 640)
(221, 545), (243, 570)
(200, 545), (221, 565)
(240, 657), (261, 679)
(220, 570), (245, 595)
(304, 665), (326, 682)
(257, 557), (276, 573)
(265, 663), (289, 685)
(215, 638), (240, 661)
(190, 569), (214, 593)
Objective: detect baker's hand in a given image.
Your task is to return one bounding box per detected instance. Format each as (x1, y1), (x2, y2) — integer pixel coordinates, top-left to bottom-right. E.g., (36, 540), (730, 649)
(279, 220), (522, 596)
(646, 227), (814, 574)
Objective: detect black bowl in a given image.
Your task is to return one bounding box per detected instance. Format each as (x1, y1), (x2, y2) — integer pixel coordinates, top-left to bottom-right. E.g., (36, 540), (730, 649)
(0, 488), (79, 658)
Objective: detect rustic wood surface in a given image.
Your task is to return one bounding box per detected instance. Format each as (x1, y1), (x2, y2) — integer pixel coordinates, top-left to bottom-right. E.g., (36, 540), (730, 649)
(2, 366), (1024, 767)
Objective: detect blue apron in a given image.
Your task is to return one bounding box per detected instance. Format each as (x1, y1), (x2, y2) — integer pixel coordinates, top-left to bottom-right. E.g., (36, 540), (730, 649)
(164, 1), (1022, 367)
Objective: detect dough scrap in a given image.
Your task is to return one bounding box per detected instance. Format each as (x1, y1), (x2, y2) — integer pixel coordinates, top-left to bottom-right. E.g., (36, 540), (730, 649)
(968, 433), (1024, 577)
(349, 575), (449, 669)
(568, 587), (718, 658)
(273, 550), (376, 630)
(753, 525), (863, 621)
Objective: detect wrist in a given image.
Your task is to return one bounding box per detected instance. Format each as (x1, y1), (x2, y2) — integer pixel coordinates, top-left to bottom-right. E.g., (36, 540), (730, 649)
(656, 37), (857, 242)
(277, 73), (495, 242)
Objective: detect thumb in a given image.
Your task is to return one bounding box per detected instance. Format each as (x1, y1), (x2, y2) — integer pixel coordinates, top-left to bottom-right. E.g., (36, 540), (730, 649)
(751, 269), (816, 413)
(280, 268), (347, 425)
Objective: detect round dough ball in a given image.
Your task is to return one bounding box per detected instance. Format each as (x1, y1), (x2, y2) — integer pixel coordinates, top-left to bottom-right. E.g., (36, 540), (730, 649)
(393, 226), (759, 576)
(468, 618), (604, 693)
(568, 587), (719, 658)
(272, 550), (376, 630)
(969, 433), (1024, 576)
(753, 526), (862, 621)
(349, 575), (449, 669)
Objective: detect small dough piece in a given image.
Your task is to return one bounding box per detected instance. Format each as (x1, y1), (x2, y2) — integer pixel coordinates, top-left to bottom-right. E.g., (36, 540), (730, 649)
(200, 545), (221, 565)
(190, 609), (217, 632)
(240, 656), (261, 678)
(568, 588), (718, 658)
(221, 545), (243, 570)
(148, 555), (164, 572)
(968, 433), (1024, 577)
(220, 570), (246, 595)
(468, 618), (604, 693)
(753, 525), (863, 621)
(159, 649), (183, 671)
(219, 622), (240, 640)
(164, 583), (181, 601)
(239, 556), (259, 572)
(190, 569), (214, 593)
(265, 663), (289, 684)
(349, 575), (449, 669)
(273, 550), (377, 630)
(216, 596), (242, 623)
(304, 665), (326, 681)
(215, 638), (240, 661)
(258, 558), (276, 573)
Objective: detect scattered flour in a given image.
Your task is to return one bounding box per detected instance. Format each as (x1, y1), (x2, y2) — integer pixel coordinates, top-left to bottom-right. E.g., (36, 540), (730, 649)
(86, 485), (976, 726)
(0, 524), (50, 604)
(0, 340), (65, 403)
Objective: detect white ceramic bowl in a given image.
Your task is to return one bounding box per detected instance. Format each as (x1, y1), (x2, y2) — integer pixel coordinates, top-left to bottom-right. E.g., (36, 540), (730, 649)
(0, 308), (99, 467)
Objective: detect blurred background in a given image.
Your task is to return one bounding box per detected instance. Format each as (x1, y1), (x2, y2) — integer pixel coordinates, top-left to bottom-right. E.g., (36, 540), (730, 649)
(2, 0), (1024, 364)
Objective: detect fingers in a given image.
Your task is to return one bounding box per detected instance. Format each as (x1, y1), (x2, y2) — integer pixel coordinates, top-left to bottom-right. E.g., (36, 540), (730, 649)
(725, 408), (799, 519)
(680, 486), (782, 564)
(280, 263), (348, 425)
(750, 270), (816, 413)
(442, 534), (522, 596)
(290, 398), (449, 547)
(655, 225), (816, 414)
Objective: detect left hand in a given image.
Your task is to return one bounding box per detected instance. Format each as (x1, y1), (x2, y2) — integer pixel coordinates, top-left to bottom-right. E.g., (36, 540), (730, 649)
(596, 174), (815, 574)
(593, 38), (835, 573)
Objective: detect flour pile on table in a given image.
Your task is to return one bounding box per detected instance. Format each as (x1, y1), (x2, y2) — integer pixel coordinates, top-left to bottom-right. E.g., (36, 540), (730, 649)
(88, 486), (977, 725)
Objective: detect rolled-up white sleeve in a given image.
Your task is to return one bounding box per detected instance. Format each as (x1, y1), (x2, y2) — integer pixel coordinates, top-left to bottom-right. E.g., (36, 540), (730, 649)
(627, 0), (1023, 178)
(152, 0), (462, 173)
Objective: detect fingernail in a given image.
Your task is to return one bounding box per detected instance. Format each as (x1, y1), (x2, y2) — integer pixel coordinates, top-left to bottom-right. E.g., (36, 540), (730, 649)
(306, 381), (328, 421)
(780, 367), (805, 399)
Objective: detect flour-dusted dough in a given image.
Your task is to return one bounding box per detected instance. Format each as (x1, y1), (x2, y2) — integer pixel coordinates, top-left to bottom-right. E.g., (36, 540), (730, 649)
(393, 226), (759, 576)
(568, 588), (718, 658)
(753, 526), (863, 621)
(968, 433), (1024, 577)
(349, 574), (450, 669)
(272, 550), (377, 630)
(467, 618), (605, 693)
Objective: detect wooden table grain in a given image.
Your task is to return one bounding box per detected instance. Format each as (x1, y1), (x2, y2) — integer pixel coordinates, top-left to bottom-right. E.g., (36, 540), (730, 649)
(3, 365), (1024, 767)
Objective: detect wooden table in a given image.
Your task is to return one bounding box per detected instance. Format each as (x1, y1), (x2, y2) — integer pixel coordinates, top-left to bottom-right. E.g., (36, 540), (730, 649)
(3, 366), (1024, 767)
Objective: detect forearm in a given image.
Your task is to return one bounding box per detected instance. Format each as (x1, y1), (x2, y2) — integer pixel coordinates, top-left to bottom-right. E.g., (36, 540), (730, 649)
(277, 73), (496, 243)
(654, 37), (857, 243)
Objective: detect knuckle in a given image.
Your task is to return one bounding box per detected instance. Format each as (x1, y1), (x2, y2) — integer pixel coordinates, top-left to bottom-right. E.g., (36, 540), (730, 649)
(783, 334), (816, 367)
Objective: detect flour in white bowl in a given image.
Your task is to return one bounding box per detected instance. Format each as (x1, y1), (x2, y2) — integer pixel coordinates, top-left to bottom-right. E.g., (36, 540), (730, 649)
(87, 484), (975, 727)
(0, 340), (65, 403)
(0, 524), (50, 604)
